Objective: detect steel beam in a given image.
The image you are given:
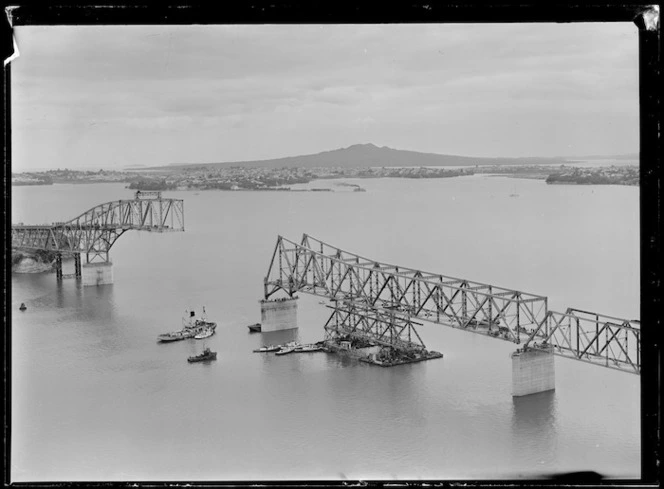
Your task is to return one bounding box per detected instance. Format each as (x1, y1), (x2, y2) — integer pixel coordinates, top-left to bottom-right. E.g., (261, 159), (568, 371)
(11, 195), (185, 259)
(264, 234), (640, 374)
(265, 235), (548, 345)
(324, 301), (426, 351)
(524, 309), (640, 374)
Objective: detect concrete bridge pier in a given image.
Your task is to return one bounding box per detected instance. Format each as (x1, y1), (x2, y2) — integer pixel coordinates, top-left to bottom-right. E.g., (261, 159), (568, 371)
(260, 297), (298, 332)
(55, 253), (63, 281)
(74, 253), (81, 278)
(511, 345), (555, 397)
(81, 261), (114, 286)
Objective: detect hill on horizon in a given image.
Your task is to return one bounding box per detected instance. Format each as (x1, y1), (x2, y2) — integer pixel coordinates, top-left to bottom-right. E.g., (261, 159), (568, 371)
(153, 143), (635, 171)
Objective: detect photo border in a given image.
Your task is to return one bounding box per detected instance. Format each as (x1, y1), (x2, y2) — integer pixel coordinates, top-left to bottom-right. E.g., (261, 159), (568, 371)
(3, 2), (660, 487)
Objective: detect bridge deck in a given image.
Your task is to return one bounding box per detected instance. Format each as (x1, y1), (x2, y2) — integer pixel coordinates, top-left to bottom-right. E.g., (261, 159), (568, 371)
(12, 194), (184, 259)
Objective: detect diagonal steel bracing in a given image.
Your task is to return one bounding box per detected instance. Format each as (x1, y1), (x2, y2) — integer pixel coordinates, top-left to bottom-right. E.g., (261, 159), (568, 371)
(323, 301), (427, 351)
(524, 308), (640, 373)
(11, 191), (184, 263)
(265, 234), (547, 344)
(264, 234), (640, 374)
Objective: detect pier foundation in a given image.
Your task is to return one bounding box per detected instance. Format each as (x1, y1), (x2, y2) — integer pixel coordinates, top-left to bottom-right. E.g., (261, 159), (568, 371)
(74, 253), (82, 278)
(55, 253), (63, 281)
(260, 297), (298, 332)
(81, 262), (114, 286)
(511, 345), (555, 397)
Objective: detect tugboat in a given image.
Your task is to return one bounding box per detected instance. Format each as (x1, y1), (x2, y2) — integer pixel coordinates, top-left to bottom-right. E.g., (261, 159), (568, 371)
(188, 347), (217, 363)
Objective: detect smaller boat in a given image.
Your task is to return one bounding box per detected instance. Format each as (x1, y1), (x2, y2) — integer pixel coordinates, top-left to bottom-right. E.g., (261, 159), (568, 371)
(158, 331), (188, 342)
(247, 323), (262, 333)
(19, 303), (27, 311)
(253, 345), (280, 353)
(275, 347), (296, 356)
(194, 327), (215, 339)
(275, 342), (301, 356)
(188, 347), (217, 363)
(295, 344), (323, 352)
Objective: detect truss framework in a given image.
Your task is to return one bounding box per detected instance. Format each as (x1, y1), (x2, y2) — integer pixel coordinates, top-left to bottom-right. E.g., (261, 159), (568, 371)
(265, 234), (548, 344)
(12, 192), (184, 263)
(264, 234), (640, 374)
(323, 300), (427, 351)
(524, 308), (640, 373)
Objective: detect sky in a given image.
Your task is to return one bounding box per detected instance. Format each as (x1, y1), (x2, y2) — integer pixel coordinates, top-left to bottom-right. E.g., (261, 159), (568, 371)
(10, 23), (639, 172)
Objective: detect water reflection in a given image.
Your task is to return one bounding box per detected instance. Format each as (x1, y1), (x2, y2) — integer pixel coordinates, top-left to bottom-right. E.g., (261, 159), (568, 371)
(324, 352), (356, 369)
(79, 284), (117, 322)
(53, 279), (84, 310)
(258, 329), (300, 347)
(512, 390), (557, 433)
(382, 364), (425, 426)
(55, 283), (126, 363)
(510, 390), (558, 473)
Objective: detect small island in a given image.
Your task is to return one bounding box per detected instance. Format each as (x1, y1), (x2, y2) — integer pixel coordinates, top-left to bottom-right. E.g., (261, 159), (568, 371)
(127, 179), (177, 191)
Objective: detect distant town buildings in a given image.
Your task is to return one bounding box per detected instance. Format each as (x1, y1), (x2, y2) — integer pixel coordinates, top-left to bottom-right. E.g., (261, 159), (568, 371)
(11, 164), (639, 189)
(545, 165), (639, 186)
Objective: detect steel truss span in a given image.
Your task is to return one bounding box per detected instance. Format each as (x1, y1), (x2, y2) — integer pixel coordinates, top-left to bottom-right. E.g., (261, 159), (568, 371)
(528, 308), (640, 373)
(324, 301), (427, 351)
(11, 191), (184, 262)
(264, 234), (640, 374)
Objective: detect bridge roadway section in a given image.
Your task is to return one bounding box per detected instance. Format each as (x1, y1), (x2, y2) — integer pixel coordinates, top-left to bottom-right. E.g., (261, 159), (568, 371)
(262, 234), (640, 396)
(11, 191), (184, 286)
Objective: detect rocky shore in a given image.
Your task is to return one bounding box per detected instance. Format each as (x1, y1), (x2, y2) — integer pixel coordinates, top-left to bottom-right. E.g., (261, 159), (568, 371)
(12, 251), (56, 274)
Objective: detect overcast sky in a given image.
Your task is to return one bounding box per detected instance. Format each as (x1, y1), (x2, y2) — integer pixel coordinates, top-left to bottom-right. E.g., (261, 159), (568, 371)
(11, 23), (639, 172)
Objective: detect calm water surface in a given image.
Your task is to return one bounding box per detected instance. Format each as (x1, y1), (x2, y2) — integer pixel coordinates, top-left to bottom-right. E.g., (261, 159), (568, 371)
(11, 177), (640, 481)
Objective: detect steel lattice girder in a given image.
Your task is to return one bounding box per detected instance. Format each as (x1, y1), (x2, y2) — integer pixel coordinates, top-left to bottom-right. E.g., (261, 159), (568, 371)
(264, 234), (549, 345)
(323, 301), (427, 351)
(264, 234), (641, 374)
(11, 196), (184, 256)
(524, 308), (640, 373)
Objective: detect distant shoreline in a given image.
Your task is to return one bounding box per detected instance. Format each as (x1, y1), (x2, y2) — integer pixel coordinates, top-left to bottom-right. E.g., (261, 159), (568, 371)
(11, 166), (639, 189)
(12, 162), (639, 189)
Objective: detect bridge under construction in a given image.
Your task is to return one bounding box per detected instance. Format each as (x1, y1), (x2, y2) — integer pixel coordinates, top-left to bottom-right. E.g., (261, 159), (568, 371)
(11, 191), (184, 286)
(261, 234), (640, 396)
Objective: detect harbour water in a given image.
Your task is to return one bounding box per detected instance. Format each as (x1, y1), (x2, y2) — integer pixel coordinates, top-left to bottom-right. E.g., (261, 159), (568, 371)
(10, 176), (640, 481)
